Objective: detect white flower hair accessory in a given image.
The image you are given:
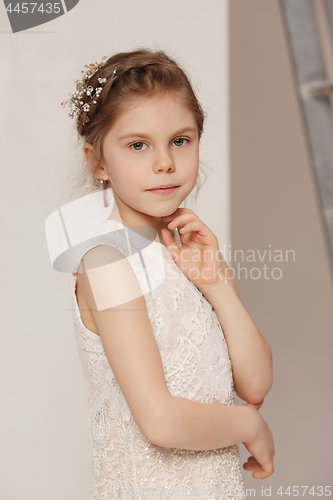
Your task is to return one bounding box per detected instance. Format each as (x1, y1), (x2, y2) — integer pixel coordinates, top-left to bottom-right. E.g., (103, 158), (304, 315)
(61, 56), (117, 128)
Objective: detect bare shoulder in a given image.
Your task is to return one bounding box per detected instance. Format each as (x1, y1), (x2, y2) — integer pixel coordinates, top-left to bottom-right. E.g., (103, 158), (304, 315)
(77, 244), (141, 312)
(78, 244), (126, 275)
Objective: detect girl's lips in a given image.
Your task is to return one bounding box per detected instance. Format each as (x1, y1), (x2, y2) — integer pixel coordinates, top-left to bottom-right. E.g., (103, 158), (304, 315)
(147, 186), (179, 196)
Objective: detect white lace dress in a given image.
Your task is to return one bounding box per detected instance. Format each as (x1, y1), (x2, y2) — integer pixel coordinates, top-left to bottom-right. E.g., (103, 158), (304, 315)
(71, 219), (246, 500)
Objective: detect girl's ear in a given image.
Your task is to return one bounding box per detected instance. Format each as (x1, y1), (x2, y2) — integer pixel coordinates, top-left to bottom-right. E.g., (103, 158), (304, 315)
(83, 142), (92, 159)
(83, 142), (107, 180)
(83, 142), (97, 169)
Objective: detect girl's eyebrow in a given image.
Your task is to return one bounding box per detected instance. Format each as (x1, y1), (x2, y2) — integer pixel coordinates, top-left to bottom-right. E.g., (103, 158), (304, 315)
(118, 127), (197, 141)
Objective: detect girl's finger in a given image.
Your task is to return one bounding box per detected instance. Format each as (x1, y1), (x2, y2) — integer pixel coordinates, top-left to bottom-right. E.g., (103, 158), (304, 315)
(243, 461), (261, 471)
(166, 213), (199, 229)
(243, 458), (273, 479)
(178, 221), (207, 235)
(253, 466), (274, 479)
(160, 228), (181, 257)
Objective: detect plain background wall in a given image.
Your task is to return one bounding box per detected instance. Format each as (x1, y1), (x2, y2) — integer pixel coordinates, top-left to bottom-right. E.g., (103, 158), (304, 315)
(230, 0), (333, 493)
(0, 1), (229, 499)
(3, 1), (331, 498)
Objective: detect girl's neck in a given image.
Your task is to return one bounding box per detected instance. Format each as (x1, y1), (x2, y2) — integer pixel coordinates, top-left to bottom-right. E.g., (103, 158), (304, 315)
(107, 205), (170, 245)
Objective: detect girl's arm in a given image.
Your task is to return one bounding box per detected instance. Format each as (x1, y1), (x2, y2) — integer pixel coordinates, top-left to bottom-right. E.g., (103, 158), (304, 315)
(161, 209), (273, 405)
(197, 261), (273, 404)
(77, 244), (261, 451)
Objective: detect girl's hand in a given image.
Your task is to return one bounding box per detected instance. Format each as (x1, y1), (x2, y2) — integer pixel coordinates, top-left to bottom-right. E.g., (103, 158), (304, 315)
(243, 455), (269, 477)
(161, 208), (224, 288)
(242, 398), (275, 479)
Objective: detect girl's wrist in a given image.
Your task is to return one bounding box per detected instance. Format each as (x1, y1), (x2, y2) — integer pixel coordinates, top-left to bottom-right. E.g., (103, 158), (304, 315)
(196, 275), (229, 297)
(241, 404), (263, 445)
(196, 275), (240, 309)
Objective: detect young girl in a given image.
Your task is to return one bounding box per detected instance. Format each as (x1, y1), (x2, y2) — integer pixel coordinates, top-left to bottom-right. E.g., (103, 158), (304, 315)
(61, 48), (275, 500)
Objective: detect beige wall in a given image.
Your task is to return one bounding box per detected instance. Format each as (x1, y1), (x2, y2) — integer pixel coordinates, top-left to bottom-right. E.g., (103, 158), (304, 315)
(3, 0), (330, 496)
(0, 1), (229, 499)
(230, 0), (333, 492)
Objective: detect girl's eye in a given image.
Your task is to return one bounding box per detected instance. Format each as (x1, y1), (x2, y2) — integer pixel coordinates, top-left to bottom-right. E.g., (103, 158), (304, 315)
(173, 138), (189, 147)
(130, 141), (147, 151)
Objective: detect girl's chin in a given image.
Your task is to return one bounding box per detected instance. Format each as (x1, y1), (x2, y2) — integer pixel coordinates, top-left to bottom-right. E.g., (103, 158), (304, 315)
(151, 207), (181, 218)
(120, 193), (189, 219)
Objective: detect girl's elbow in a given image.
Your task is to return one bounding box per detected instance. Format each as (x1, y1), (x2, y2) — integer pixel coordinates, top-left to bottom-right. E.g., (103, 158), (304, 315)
(250, 377), (273, 403)
(235, 376), (273, 403)
(141, 397), (173, 447)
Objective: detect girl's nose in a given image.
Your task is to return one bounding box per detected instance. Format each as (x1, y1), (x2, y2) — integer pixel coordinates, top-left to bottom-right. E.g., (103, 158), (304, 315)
(153, 147), (175, 172)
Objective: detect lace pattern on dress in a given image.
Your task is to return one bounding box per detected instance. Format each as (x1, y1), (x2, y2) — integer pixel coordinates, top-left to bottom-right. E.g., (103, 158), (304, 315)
(71, 219), (246, 500)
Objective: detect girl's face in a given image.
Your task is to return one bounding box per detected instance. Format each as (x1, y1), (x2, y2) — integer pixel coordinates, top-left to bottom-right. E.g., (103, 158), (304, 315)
(100, 93), (200, 226)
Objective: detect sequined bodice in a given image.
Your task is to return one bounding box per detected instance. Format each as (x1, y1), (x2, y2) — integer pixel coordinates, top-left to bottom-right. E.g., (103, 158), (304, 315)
(71, 219), (246, 500)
